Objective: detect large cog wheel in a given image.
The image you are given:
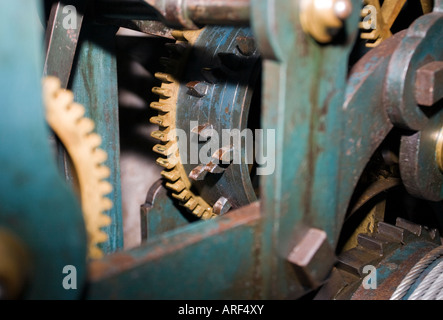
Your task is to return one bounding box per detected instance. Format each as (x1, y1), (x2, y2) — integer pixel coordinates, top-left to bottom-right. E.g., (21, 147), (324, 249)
(150, 27), (260, 219)
(43, 76), (112, 259)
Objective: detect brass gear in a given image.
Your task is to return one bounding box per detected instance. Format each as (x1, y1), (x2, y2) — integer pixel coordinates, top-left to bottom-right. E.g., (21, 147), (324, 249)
(150, 29), (216, 220)
(42, 76), (113, 259)
(360, 0), (433, 47)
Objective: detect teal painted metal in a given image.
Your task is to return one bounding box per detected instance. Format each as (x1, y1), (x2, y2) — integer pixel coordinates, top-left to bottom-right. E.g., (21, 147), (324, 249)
(70, 19), (124, 253)
(87, 202), (262, 299)
(251, 0), (361, 298)
(0, 0), (86, 299)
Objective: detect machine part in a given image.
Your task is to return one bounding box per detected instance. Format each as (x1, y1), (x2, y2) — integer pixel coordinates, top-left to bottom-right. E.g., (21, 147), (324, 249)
(287, 228), (336, 288)
(317, 218), (441, 300)
(399, 109), (443, 201)
(415, 61), (443, 107)
(0, 0), (86, 299)
(300, 0), (353, 43)
(43, 76), (113, 259)
(140, 179), (197, 240)
(44, 0), (86, 88)
(383, 10), (443, 130)
(0, 229), (30, 299)
(151, 26), (260, 219)
(391, 245), (443, 299)
(360, 0), (435, 47)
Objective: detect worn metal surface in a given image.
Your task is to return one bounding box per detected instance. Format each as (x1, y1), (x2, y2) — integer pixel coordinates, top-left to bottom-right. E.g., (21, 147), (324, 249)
(383, 12), (443, 130)
(287, 228), (336, 288)
(44, 1), (86, 88)
(399, 109), (443, 201)
(0, 0), (86, 299)
(70, 19), (124, 253)
(175, 27), (260, 210)
(97, 0), (250, 28)
(140, 179), (195, 240)
(87, 202), (263, 299)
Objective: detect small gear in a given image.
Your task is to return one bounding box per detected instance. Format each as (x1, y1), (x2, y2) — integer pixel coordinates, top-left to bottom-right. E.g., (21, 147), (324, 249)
(42, 76), (112, 259)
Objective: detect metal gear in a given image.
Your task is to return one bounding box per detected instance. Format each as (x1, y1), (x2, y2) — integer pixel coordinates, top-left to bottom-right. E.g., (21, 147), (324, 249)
(317, 217), (441, 299)
(360, 0), (433, 47)
(42, 76), (112, 259)
(150, 27), (260, 219)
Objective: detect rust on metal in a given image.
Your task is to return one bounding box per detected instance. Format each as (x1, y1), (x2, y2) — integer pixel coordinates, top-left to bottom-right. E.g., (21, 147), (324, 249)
(415, 61), (443, 107)
(88, 201), (261, 281)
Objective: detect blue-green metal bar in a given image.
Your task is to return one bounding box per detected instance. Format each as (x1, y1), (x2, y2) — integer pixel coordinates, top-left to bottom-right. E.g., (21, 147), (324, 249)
(0, 0), (86, 299)
(70, 20), (124, 253)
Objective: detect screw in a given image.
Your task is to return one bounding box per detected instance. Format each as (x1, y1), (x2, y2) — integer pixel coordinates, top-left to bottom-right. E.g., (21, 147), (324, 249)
(415, 61), (443, 107)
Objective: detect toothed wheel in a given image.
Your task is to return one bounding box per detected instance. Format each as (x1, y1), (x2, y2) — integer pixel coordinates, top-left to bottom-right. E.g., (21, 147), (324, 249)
(150, 27), (261, 219)
(43, 76), (113, 259)
(360, 0), (433, 47)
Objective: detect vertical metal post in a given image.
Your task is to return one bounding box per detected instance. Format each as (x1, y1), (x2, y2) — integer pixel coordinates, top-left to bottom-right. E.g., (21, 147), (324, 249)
(70, 20), (124, 253)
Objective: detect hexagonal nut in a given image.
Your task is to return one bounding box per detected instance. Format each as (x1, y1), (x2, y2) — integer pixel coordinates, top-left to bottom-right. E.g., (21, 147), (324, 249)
(287, 228), (337, 288)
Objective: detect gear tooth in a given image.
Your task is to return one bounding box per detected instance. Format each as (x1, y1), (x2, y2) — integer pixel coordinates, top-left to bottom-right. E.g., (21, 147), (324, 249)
(156, 157), (176, 169)
(152, 87), (172, 99)
(202, 210), (216, 220)
(377, 222), (405, 243)
(101, 197), (113, 211)
(100, 211), (112, 226)
(77, 117), (95, 135)
(183, 197), (198, 211)
(155, 72), (175, 83)
(93, 149), (108, 164)
(86, 133), (102, 149)
(55, 89), (75, 108)
(161, 169), (181, 182)
(159, 57), (179, 71)
(172, 189), (192, 202)
(153, 142), (176, 157)
(166, 180), (186, 193)
(150, 101), (171, 113)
